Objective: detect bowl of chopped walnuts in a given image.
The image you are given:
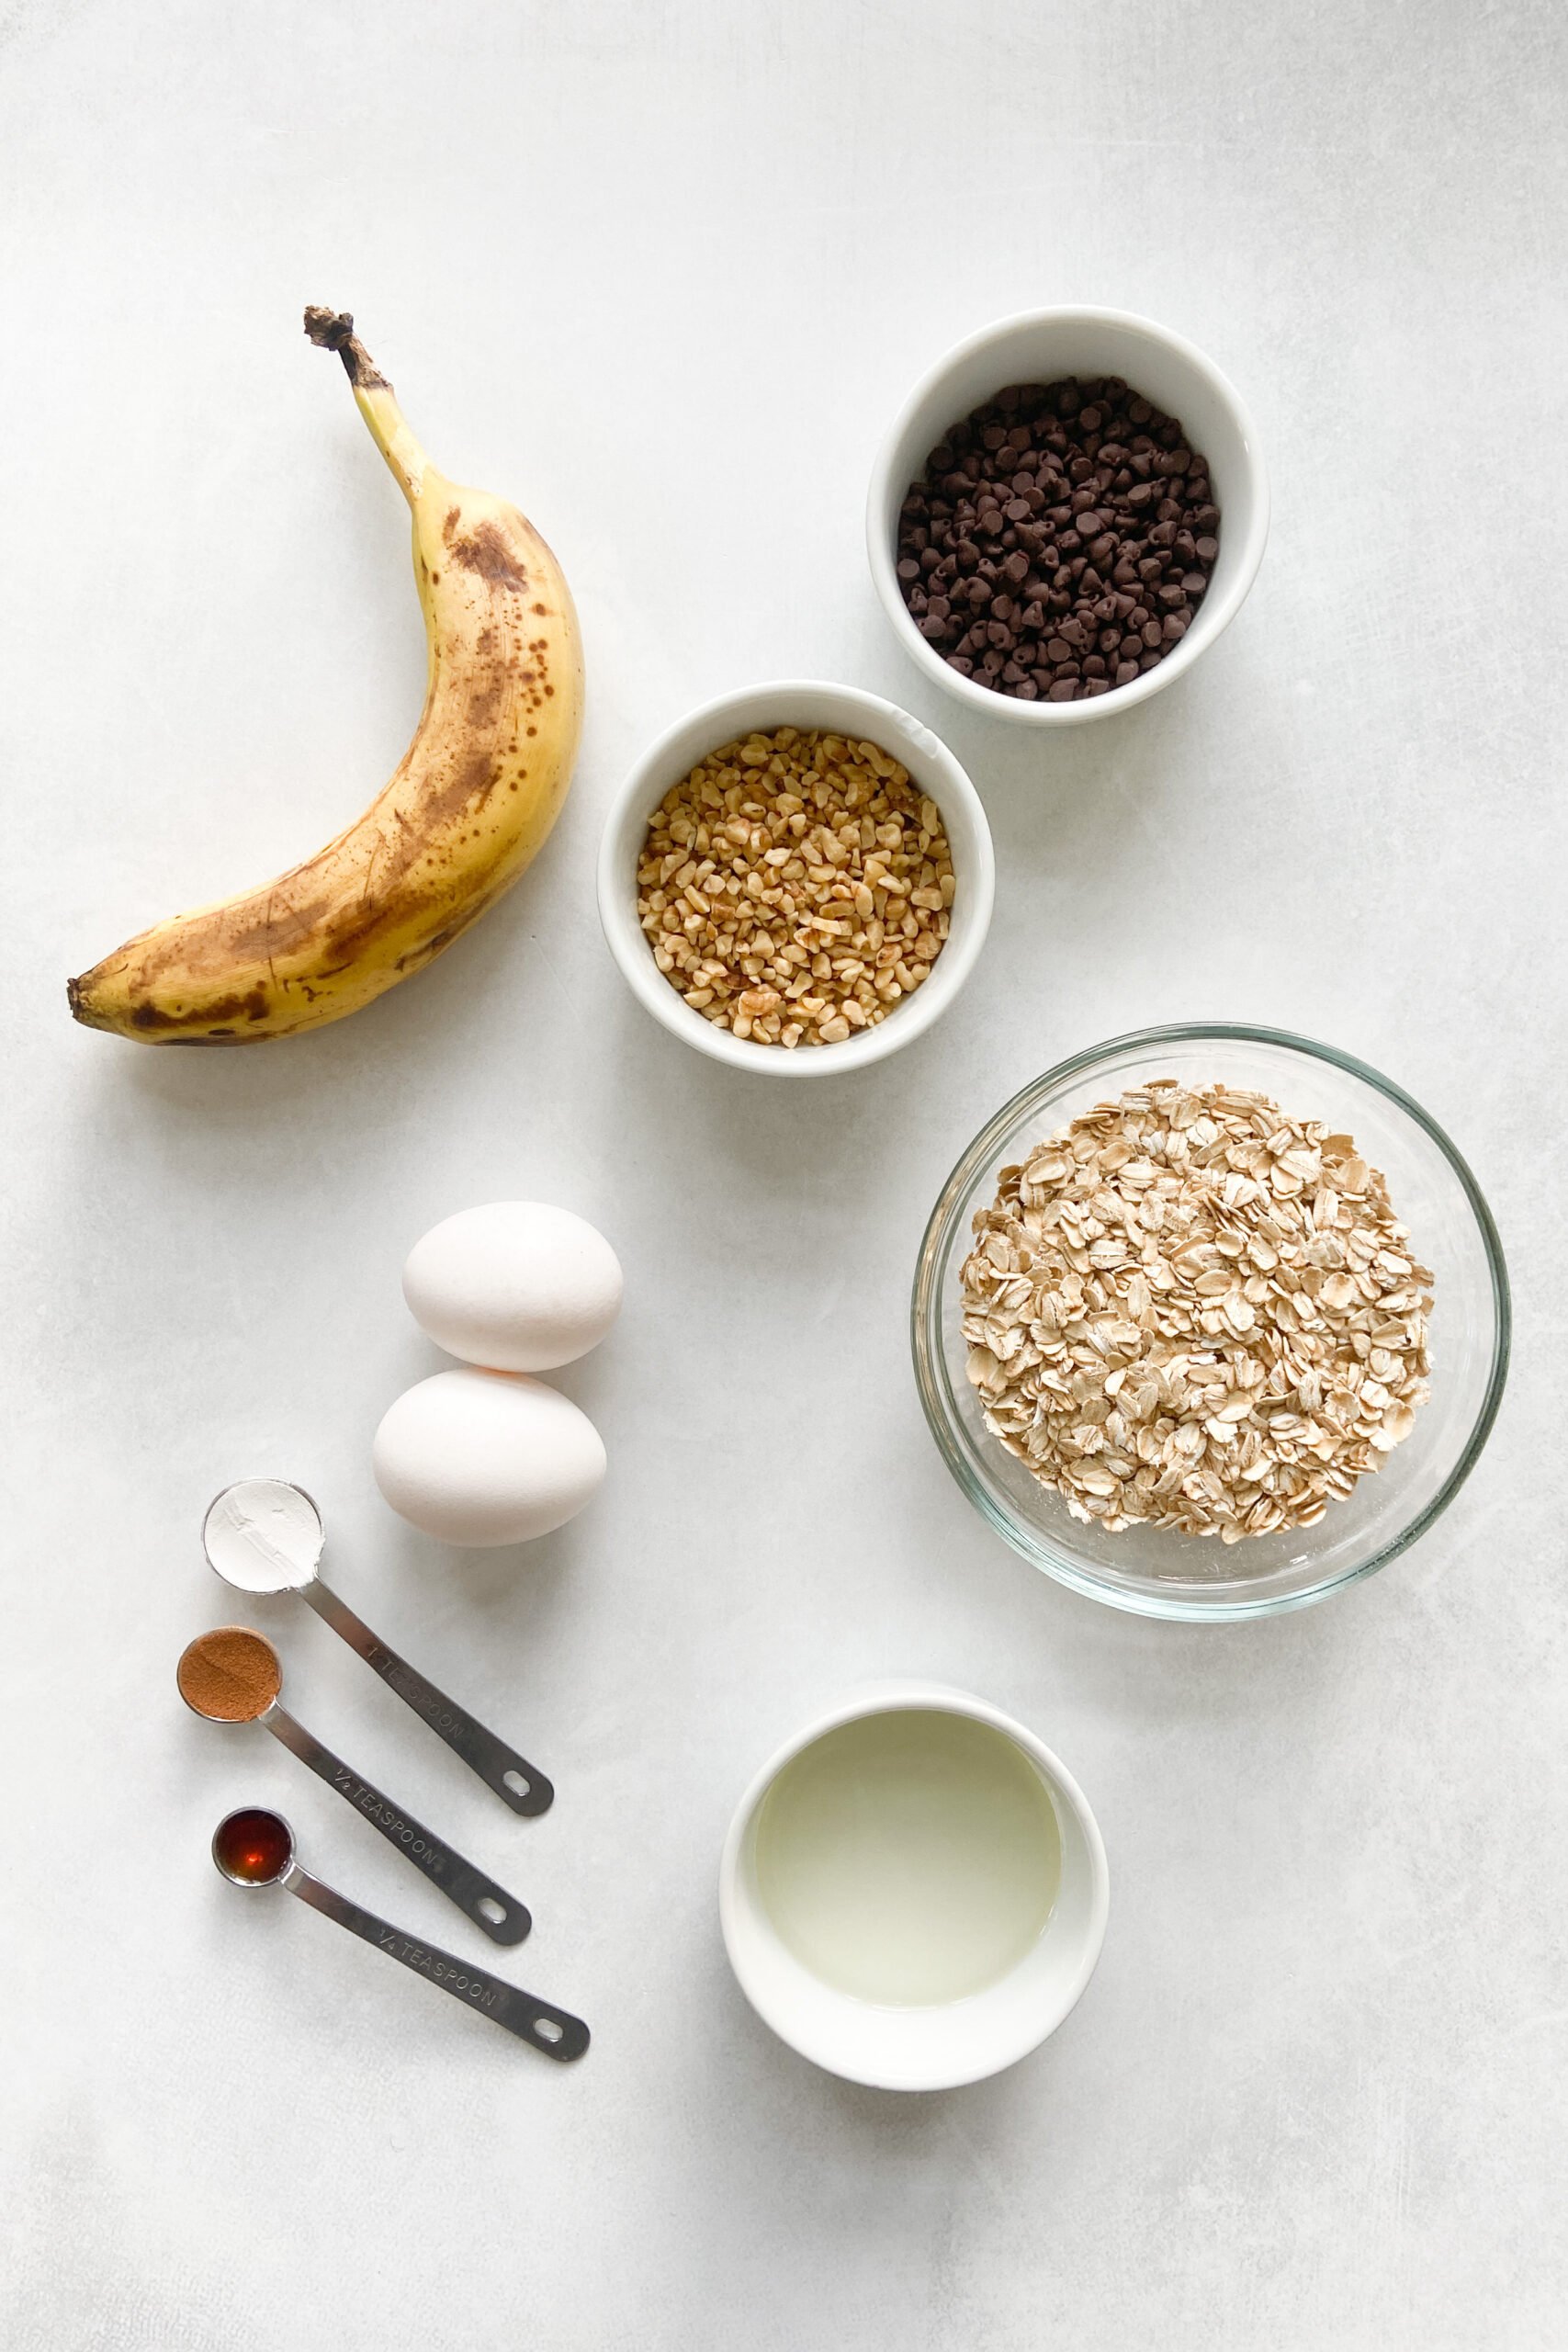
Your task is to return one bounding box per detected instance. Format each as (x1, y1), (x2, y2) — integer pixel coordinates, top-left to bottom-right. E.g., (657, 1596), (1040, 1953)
(597, 681), (995, 1073)
(912, 1025), (1509, 1619)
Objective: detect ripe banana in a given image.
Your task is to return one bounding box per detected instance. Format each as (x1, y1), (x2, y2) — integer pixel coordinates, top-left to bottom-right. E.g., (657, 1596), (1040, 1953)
(68, 308), (584, 1044)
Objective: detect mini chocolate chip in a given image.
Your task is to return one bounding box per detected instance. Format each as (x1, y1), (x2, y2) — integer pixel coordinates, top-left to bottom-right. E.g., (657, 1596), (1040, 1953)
(895, 374), (1218, 703)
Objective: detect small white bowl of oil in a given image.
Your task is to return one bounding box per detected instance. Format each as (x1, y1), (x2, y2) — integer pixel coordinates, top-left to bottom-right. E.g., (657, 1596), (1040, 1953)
(719, 1683), (1109, 2090)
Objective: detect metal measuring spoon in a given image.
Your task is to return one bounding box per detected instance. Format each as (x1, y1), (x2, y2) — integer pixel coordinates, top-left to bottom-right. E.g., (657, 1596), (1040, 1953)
(211, 1806), (588, 2062)
(177, 1626), (530, 1946)
(202, 1479), (552, 1816)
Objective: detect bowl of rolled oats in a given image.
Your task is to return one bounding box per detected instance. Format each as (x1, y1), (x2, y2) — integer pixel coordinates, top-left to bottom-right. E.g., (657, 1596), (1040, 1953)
(912, 1025), (1509, 1619)
(597, 681), (994, 1073)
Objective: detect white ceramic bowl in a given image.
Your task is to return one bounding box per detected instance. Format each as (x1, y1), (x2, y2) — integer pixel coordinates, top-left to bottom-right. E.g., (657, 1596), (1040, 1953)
(867, 306), (1269, 726)
(719, 1683), (1109, 2090)
(596, 681), (995, 1077)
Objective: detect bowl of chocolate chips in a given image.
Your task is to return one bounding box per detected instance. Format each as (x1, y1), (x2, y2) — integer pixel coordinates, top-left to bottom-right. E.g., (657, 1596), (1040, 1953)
(867, 308), (1268, 722)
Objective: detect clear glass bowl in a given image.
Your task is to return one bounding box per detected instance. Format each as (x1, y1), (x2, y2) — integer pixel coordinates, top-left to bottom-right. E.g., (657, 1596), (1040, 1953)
(911, 1024), (1510, 1621)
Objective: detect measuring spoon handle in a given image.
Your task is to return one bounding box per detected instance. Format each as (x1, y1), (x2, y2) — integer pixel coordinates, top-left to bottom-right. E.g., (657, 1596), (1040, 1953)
(265, 1706), (531, 1946)
(286, 1866), (588, 2061)
(302, 1577), (553, 1818)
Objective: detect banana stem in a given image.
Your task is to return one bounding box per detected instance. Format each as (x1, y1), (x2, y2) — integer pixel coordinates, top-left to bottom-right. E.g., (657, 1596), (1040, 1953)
(304, 307), (430, 505)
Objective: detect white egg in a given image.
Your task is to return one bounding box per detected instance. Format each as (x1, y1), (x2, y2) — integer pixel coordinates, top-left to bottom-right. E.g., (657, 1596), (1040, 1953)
(372, 1367), (606, 1547)
(402, 1202), (623, 1373)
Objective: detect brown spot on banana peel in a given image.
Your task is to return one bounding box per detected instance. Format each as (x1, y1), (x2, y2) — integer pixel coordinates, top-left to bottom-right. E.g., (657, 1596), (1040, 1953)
(449, 520), (530, 592)
(392, 866), (517, 970)
(127, 983), (273, 1033)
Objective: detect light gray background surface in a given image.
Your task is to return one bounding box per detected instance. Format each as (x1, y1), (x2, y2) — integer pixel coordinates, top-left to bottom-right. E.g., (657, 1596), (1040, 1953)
(3, 3), (1563, 2345)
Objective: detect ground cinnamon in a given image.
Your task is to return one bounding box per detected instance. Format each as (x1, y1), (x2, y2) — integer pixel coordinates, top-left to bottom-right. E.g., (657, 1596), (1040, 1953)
(176, 1626), (281, 1723)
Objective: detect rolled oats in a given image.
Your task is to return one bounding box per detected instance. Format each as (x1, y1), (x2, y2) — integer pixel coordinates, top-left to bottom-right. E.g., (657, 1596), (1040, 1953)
(959, 1080), (1434, 1544)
